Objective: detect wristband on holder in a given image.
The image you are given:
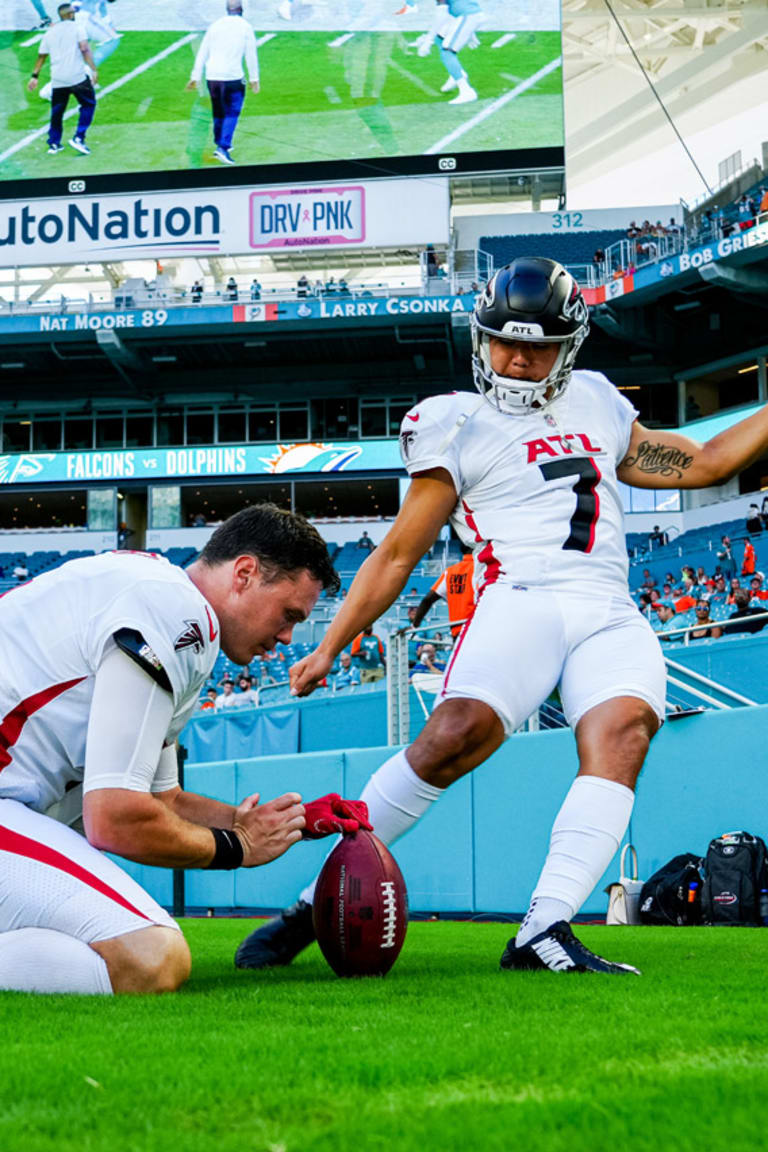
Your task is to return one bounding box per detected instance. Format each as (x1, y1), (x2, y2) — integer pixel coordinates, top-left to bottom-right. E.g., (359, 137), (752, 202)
(206, 827), (244, 870)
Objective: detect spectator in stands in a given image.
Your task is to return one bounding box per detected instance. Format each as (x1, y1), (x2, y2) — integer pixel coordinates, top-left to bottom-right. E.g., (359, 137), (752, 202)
(727, 577), (742, 604)
(695, 566), (709, 587)
(334, 651), (361, 691)
(250, 279), (261, 302)
(469, 281), (480, 293)
(325, 276), (337, 295)
(716, 535), (736, 580)
(760, 187), (768, 215)
(296, 274), (310, 298)
(236, 675), (259, 707)
(653, 602), (676, 632)
(674, 587), (697, 613)
(725, 589), (768, 634)
(13, 561), (29, 582)
(742, 537), (756, 577)
(224, 277), (237, 301)
(648, 524), (668, 547)
(117, 521), (134, 549)
(356, 530), (375, 552)
(662, 582), (674, 599)
(592, 248), (605, 271)
(410, 643), (446, 677)
(215, 680), (239, 709)
(350, 625), (385, 683)
(193, 512), (207, 527)
(710, 575), (728, 601)
(689, 600), (722, 641)
(746, 502), (762, 534)
(199, 688), (218, 711)
(761, 494), (768, 528)
(191, 279), (204, 304)
(338, 278), (349, 296)
(640, 568), (656, 590)
(749, 575), (768, 602)
(216, 670), (234, 688)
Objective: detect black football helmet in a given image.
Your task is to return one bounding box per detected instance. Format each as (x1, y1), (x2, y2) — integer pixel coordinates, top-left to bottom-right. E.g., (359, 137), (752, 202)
(471, 258), (589, 415)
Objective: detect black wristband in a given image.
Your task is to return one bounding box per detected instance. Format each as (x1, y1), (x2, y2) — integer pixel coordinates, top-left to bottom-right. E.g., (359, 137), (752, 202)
(206, 827), (244, 870)
(32, 73), (40, 79)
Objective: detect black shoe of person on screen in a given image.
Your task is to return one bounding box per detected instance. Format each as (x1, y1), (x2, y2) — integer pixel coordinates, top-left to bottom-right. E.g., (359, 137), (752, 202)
(235, 899), (316, 969)
(499, 921), (641, 975)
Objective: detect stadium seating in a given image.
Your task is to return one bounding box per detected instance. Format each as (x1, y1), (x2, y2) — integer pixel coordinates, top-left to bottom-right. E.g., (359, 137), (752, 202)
(480, 230), (627, 274)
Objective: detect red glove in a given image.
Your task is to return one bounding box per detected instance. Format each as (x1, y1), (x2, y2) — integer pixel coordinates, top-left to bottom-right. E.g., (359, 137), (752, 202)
(302, 794), (373, 839)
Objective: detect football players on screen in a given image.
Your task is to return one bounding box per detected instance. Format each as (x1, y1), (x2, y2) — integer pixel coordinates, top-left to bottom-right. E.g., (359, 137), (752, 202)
(237, 256), (768, 976)
(0, 506), (370, 996)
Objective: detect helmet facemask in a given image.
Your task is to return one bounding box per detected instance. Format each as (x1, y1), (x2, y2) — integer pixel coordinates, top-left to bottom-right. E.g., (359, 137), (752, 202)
(471, 319), (587, 416)
(470, 259), (590, 416)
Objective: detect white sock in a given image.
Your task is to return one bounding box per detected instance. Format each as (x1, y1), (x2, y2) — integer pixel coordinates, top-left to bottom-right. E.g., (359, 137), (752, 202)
(300, 748), (443, 904)
(516, 776), (634, 947)
(0, 928), (113, 994)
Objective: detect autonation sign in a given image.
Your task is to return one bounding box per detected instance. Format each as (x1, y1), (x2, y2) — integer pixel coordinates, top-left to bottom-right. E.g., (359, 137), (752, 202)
(0, 180), (448, 266)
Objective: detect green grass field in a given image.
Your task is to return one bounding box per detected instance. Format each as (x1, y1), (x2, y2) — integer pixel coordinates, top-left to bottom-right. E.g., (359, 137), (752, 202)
(0, 30), (563, 181)
(2, 920), (767, 1152)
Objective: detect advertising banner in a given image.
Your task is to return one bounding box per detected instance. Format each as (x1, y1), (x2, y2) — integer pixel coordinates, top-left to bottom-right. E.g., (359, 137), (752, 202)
(0, 439), (404, 488)
(0, 179), (449, 267)
(0, 293), (474, 336)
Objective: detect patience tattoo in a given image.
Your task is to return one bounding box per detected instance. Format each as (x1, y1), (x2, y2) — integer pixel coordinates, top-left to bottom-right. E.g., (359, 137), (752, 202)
(623, 440), (694, 478)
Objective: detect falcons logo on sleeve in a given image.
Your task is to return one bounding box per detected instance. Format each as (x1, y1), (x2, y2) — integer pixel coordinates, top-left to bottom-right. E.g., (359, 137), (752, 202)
(174, 620), (205, 654)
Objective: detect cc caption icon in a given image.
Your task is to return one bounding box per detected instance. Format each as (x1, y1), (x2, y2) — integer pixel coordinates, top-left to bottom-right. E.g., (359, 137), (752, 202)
(68, 180), (86, 193)
(438, 157), (457, 171)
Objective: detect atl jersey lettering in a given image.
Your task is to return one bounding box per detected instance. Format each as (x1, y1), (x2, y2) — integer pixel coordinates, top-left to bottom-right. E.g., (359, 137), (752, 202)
(400, 372), (638, 595)
(0, 553), (219, 813)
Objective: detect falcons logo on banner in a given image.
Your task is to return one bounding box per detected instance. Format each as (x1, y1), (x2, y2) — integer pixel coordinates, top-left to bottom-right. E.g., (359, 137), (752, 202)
(174, 620), (205, 654)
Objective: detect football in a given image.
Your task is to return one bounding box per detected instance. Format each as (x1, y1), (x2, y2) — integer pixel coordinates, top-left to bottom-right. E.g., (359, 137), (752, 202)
(312, 830), (408, 977)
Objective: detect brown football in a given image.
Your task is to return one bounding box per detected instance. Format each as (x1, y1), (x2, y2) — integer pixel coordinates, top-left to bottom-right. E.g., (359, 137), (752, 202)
(312, 830), (408, 977)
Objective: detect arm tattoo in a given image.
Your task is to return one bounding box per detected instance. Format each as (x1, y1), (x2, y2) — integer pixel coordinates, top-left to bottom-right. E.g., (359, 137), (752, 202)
(623, 440), (694, 479)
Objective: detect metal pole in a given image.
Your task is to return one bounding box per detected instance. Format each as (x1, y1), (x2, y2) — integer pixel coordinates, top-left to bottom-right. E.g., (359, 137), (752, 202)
(172, 742), (187, 919)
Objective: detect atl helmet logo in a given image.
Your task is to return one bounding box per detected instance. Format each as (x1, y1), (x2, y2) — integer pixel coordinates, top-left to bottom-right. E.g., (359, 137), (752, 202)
(174, 619), (205, 654)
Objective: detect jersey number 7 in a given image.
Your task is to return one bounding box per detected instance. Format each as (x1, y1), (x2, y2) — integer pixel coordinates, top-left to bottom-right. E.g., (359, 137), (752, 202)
(539, 458), (601, 553)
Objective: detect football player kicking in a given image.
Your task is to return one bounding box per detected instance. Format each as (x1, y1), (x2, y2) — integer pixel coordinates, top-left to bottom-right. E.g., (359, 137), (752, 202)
(237, 257), (768, 976)
(0, 505), (369, 995)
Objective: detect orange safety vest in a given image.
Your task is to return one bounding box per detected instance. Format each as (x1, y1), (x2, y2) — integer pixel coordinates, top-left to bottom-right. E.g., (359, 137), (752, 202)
(432, 555), (475, 637)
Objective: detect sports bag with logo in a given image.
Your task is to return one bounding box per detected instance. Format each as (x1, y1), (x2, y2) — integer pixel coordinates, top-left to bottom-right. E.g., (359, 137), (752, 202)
(639, 854), (703, 926)
(700, 831), (768, 926)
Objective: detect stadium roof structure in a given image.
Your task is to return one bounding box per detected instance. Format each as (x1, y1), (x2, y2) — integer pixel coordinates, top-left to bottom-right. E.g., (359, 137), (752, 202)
(562, 0), (768, 202)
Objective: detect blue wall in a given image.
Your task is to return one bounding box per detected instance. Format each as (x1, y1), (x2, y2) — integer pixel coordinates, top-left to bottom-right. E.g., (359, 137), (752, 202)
(120, 704), (768, 917)
(182, 689), (388, 762)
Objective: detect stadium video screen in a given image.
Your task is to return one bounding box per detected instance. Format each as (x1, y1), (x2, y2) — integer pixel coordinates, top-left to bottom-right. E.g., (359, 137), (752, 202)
(1, 0), (564, 198)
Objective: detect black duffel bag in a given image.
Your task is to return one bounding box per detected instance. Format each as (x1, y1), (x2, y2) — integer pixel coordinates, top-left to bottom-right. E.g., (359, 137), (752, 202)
(700, 831), (768, 926)
(639, 853), (703, 926)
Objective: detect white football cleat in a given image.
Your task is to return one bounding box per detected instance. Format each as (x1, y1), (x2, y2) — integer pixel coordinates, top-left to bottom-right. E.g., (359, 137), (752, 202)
(440, 76), (458, 92)
(449, 83), (478, 104)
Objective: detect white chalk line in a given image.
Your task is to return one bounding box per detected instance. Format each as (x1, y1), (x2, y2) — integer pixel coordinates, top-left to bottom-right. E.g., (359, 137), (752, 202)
(425, 55), (562, 155)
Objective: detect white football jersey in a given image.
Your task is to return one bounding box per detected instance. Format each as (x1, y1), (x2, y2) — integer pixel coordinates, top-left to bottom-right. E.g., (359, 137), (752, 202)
(399, 372), (638, 595)
(0, 552), (219, 812)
